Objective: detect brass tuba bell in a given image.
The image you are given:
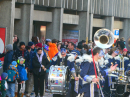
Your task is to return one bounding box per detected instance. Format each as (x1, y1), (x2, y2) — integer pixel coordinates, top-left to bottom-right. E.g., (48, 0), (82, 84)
(94, 29), (114, 48)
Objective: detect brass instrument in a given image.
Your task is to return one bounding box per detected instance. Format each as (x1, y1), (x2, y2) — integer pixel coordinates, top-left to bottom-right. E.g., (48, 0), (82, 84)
(94, 29), (114, 48)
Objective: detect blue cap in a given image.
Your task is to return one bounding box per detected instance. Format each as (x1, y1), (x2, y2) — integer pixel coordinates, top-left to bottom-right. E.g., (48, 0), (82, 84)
(46, 39), (51, 42)
(28, 42), (34, 47)
(11, 61), (17, 66)
(1, 72), (8, 80)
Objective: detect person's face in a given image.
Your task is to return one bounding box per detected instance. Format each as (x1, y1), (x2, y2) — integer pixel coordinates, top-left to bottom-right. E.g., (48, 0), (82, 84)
(97, 53), (102, 59)
(28, 49), (31, 53)
(61, 52), (66, 57)
(37, 50), (42, 55)
(113, 51), (118, 56)
(75, 55), (78, 59)
(20, 60), (24, 64)
(68, 43), (73, 50)
(65, 42), (68, 45)
(13, 36), (17, 42)
(44, 49), (48, 53)
(57, 45), (61, 51)
(82, 42), (86, 46)
(31, 44), (35, 49)
(5, 76), (8, 80)
(77, 48), (81, 52)
(123, 51), (127, 55)
(47, 42), (51, 45)
(20, 45), (25, 50)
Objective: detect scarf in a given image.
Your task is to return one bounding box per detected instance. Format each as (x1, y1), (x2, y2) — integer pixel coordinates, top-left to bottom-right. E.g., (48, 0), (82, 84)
(36, 51), (44, 65)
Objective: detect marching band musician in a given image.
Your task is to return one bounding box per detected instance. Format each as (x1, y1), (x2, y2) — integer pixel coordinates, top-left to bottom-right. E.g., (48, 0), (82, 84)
(51, 47), (79, 97)
(80, 47), (118, 97)
(103, 47), (119, 96)
(69, 52), (83, 97)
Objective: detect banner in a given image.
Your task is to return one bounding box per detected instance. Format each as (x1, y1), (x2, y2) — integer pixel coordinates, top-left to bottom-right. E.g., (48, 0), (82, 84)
(0, 28), (6, 62)
(62, 30), (79, 45)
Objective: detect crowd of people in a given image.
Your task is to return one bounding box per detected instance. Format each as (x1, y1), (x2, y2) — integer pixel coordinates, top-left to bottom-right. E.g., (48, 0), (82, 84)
(0, 35), (130, 97)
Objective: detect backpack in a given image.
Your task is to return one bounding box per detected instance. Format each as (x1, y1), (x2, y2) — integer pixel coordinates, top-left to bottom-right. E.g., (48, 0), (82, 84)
(7, 70), (16, 82)
(17, 65), (28, 81)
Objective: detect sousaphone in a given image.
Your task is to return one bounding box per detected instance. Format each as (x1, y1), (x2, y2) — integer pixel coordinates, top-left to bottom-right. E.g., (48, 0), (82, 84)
(94, 29), (114, 48)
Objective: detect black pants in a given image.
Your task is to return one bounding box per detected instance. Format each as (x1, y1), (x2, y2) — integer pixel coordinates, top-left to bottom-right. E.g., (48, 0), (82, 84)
(33, 74), (45, 96)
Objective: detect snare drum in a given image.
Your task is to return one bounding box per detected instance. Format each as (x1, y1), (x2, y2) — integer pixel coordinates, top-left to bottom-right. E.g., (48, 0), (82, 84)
(48, 65), (69, 95)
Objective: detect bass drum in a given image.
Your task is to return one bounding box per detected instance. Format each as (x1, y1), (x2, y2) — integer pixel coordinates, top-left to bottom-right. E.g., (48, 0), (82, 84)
(48, 65), (69, 95)
(116, 85), (125, 97)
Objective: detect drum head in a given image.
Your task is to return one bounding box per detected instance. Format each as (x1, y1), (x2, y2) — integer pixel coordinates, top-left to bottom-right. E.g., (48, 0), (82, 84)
(116, 85), (125, 95)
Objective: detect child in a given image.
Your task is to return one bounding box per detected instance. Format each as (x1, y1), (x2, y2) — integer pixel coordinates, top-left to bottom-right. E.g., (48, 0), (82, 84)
(17, 56), (28, 97)
(7, 61), (19, 97)
(1, 72), (8, 97)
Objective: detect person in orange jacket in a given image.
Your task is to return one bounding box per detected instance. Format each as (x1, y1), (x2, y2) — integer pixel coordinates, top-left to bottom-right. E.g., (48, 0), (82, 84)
(48, 39), (58, 60)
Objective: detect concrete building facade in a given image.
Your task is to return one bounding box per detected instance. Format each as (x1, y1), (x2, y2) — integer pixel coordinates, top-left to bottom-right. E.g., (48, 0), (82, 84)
(0, 0), (130, 45)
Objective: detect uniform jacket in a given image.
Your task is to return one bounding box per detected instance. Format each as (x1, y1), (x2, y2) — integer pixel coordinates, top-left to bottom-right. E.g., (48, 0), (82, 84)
(80, 54), (110, 93)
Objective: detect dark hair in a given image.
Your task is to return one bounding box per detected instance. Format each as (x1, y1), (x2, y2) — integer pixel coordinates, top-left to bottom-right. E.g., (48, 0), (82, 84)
(52, 39), (58, 43)
(26, 46), (31, 50)
(37, 48), (42, 52)
(31, 36), (38, 44)
(69, 42), (75, 47)
(93, 47), (102, 56)
(118, 41), (125, 50)
(110, 47), (116, 55)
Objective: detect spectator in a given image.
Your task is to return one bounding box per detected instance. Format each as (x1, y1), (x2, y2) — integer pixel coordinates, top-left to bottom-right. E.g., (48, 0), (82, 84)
(68, 42), (80, 55)
(1, 73), (8, 97)
(78, 40), (86, 46)
(13, 35), (19, 51)
(13, 42), (29, 68)
(48, 39), (58, 60)
(31, 36), (39, 45)
(7, 61), (19, 97)
(17, 57), (28, 97)
(64, 41), (69, 49)
(81, 44), (88, 55)
(57, 43), (61, 51)
(32, 48), (50, 97)
(25, 46), (35, 97)
(35, 43), (42, 49)
(43, 44), (51, 90)
(118, 41), (125, 54)
(76, 44), (83, 55)
(3, 44), (14, 72)
(0, 53), (5, 58)
(123, 48), (128, 57)
(28, 42), (36, 52)
(45, 39), (51, 46)
(68, 42), (75, 52)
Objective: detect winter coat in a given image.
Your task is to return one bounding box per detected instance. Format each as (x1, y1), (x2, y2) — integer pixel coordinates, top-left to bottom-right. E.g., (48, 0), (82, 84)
(48, 43), (58, 60)
(32, 55), (50, 76)
(3, 50), (14, 71)
(13, 49), (30, 68)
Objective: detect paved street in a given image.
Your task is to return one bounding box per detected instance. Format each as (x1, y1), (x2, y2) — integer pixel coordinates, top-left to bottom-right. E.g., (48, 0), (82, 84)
(24, 93), (53, 97)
